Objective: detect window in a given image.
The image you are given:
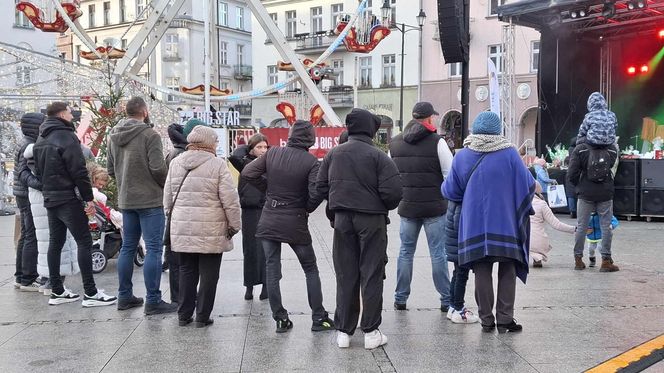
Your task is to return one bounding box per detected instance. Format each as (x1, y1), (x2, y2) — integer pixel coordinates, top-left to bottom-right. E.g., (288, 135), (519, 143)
(332, 59), (344, 86)
(311, 7), (323, 33)
(359, 56), (372, 87)
(490, 0), (505, 15)
(217, 2), (228, 26)
(236, 7), (244, 30)
(390, 0), (397, 25)
(121, 39), (128, 50)
(382, 54), (396, 86)
(75, 45), (80, 63)
(286, 10), (297, 38)
(103, 2), (111, 25)
(237, 44), (244, 66)
(331, 4), (344, 26)
(88, 4), (95, 27)
(268, 65), (278, 85)
(488, 44), (503, 73)
(269, 13), (277, 24)
(166, 77), (180, 103)
(136, 0), (146, 19)
(119, 0), (126, 23)
(287, 72), (300, 91)
(16, 65), (31, 86)
(219, 41), (228, 65)
(14, 0), (33, 28)
(449, 62), (462, 77)
(165, 34), (178, 58)
(220, 81), (230, 91)
(531, 41), (540, 72)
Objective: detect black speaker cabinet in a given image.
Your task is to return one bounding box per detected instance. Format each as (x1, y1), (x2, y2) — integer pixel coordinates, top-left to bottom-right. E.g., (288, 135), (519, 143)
(641, 159), (664, 189)
(640, 189), (664, 217)
(437, 0), (469, 64)
(614, 159), (640, 188)
(614, 188), (639, 216)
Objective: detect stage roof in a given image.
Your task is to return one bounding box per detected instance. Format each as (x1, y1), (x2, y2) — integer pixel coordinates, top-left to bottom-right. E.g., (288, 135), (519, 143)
(498, 0), (664, 38)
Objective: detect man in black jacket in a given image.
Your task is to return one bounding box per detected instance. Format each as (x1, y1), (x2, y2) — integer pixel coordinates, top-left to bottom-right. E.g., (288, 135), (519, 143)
(567, 140), (619, 272)
(389, 102), (452, 314)
(13, 113), (44, 291)
(33, 102), (117, 307)
(242, 120), (334, 334)
(310, 109), (402, 350)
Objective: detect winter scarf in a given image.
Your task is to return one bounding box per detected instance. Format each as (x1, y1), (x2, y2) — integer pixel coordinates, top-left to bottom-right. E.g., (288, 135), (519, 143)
(577, 92), (617, 146)
(463, 134), (514, 153)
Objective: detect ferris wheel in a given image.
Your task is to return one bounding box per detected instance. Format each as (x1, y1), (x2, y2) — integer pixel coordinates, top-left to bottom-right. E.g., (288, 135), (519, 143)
(11, 0), (394, 126)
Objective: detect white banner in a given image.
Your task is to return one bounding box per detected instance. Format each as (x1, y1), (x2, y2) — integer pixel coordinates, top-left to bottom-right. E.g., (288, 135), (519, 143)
(488, 58), (501, 117)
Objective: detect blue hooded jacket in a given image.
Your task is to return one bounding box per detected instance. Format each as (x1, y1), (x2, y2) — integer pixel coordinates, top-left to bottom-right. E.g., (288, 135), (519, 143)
(577, 92), (617, 146)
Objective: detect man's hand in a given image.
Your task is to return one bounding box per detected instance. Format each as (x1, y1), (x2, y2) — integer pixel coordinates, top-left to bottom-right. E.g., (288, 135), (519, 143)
(85, 201), (95, 216)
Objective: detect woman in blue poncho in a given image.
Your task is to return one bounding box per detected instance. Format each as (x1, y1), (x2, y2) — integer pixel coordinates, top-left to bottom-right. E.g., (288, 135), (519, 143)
(442, 111), (535, 334)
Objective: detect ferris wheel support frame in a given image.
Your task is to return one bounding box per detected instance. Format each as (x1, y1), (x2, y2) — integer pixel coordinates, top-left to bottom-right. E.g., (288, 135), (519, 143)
(246, 0), (342, 126)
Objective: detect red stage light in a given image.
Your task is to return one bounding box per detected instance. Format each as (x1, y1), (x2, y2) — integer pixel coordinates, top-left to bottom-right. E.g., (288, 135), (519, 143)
(627, 66), (637, 75)
(641, 64), (649, 73)
(659, 29), (664, 39)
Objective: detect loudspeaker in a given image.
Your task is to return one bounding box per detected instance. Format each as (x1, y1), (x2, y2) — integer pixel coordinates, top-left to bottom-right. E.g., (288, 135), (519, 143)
(640, 189), (664, 216)
(614, 159), (640, 188)
(641, 159), (664, 189)
(437, 0), (469, 64)
(613, 188), (639, 216)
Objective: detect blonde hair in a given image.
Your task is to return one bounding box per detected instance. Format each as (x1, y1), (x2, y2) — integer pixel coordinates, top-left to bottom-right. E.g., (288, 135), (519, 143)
(87, 162), (110, 185)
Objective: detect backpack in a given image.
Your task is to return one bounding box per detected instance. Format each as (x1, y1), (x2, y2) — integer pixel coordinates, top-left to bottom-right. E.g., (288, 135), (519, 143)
(586, 147), (612, 183)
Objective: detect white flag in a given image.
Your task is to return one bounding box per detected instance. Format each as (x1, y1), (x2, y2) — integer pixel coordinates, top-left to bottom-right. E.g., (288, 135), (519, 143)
(487, 58), (501, 117)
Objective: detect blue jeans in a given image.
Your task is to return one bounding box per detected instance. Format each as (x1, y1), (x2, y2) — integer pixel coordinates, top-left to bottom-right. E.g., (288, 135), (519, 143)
(395, 216), (451, 306)
(568, 197), (577, 213)
(118, 207), (165, 304)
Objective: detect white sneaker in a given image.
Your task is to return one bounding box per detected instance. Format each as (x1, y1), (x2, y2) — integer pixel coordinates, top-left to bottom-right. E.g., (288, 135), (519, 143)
(447, 307), (454, 320)
(450, 308), (480, 324)
(19, 282), (41, 292)
(82, 290), (118, 307)
(337, 331), (351, 348)
(364, 329), (388, 350)
(48, 289), (80, 305)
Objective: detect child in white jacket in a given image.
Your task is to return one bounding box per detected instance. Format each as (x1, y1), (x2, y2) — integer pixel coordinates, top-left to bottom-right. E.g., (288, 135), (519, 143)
(530, 183), (576, 267)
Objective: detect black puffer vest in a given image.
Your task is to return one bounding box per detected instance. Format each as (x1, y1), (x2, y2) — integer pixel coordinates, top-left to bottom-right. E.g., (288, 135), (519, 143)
(390, 119), (447, 218)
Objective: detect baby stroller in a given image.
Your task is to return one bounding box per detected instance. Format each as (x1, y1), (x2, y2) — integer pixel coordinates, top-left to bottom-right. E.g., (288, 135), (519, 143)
(90, 202), (145, 273)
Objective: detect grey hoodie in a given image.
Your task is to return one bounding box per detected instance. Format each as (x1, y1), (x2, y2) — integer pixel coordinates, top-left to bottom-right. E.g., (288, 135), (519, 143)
(107, 118), (168, 209)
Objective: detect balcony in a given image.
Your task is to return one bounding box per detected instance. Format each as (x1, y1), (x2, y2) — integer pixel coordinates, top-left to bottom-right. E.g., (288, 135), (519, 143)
(324, 85), (353, 108)
(233, 102), (252, 117)
(294, 31), (338, 53)
(233, 65), (252, 80)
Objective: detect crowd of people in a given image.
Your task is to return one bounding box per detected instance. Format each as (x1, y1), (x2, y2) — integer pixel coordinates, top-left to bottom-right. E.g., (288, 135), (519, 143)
(12, 91), (621, 349)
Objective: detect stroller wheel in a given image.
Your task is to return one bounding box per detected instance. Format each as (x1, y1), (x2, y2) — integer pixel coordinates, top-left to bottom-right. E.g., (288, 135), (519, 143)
(91, 249), (108, 274)
(134, 245), (145, 267)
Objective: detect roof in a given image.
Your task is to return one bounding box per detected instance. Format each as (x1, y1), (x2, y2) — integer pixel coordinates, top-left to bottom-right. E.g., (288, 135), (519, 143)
(498, 0), (664, 38)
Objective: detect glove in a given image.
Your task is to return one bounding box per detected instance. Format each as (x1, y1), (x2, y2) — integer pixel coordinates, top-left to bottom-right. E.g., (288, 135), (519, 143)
(226, 227), (240, 240)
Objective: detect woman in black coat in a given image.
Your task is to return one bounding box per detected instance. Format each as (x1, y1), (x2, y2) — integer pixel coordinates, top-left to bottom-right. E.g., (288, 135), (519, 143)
(229, 134), (269, 301)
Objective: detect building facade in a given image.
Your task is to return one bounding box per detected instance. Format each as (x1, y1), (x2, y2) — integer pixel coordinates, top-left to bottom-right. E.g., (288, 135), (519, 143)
(251, 0), (423, 138)
(1, 2), (58, 113)
(68, 0), (253, 122)
(421, 0), (540, 149)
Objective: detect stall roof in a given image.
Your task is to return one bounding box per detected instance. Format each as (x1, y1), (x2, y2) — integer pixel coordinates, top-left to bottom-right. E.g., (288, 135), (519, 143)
(498, 0), (664, 38)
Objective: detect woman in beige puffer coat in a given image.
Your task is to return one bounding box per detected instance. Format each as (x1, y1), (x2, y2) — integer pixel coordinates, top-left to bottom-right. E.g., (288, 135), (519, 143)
(164, 125), (242, 328)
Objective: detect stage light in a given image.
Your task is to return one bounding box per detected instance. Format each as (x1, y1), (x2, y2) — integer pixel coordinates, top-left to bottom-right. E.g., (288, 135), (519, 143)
(570, 10), (579, 18)
(641, 64), (649, 73)
(627, 66), (637, 75)
(602, 2), (616, 18)
(627, 0), (647, 10)
(659, 29), (664, 39)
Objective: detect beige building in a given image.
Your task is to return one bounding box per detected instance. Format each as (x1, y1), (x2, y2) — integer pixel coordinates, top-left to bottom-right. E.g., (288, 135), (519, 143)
(421, 0), (540, 149)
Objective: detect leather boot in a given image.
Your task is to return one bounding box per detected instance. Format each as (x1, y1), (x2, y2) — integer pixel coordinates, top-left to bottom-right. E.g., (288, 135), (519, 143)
(574, 255), (586, 270)
(600, 257), (620, 272)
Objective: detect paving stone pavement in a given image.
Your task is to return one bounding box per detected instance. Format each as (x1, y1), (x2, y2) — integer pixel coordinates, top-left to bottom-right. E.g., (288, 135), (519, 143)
(0, 210), (663, 373)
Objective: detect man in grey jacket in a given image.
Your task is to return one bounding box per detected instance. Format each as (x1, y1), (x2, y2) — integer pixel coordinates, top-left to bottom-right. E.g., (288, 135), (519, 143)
(107, 97), (175, 314)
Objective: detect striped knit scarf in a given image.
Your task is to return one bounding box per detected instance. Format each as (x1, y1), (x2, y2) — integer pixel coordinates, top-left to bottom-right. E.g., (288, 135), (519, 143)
(463, 134), (514, 153)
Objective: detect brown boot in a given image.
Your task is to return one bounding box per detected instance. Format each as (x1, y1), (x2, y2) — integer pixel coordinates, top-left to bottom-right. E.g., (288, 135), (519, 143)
(600, 257), (620, 272)
(574, 255), (586, 270)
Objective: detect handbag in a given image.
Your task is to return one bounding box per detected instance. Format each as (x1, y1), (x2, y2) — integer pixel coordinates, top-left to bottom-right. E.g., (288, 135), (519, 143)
(163, 170), (191, 246)
(546, 184), (568, 208)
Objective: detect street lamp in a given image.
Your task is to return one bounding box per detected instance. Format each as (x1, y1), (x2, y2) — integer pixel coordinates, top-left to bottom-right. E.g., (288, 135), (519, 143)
(383, 1), (426, 132)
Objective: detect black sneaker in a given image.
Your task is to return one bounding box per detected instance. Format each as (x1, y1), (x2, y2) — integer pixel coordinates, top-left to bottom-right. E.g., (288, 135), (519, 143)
(276, 318), (293, 333)
(144, 300), (178, 315)
(259, 285), (268, 300)
(394, 302), (407, 311)
(440, 305), (449, 313)
(497, 320), (523, 334)
(195, 319), (214, 328)
(311, 316), (335, 331)
(118, 295), (144, 310)
(48, 289), (80, 305)
(481, 323), (496, 333)
(178, 317), (193, 326)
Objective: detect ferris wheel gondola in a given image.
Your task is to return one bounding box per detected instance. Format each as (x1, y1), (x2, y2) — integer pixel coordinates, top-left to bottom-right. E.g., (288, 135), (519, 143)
(15, 0), (82, 33)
